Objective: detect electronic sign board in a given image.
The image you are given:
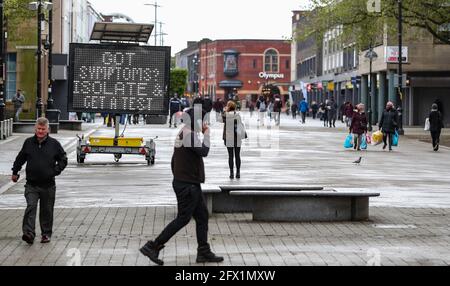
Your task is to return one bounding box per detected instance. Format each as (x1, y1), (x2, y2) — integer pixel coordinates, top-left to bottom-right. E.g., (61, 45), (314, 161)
(68, 43), (171, 115)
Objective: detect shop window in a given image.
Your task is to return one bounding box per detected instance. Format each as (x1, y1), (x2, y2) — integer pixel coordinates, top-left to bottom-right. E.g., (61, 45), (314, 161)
(6, 53), (17, 100)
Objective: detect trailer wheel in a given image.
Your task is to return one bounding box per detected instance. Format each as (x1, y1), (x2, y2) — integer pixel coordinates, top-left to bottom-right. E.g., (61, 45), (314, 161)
(77, 155), (85, 164)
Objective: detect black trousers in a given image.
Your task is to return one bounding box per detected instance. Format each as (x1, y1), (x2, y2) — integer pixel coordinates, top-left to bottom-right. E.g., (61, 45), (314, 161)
(383, 132), (394, 148)
(169, 111), (177, 126)
(301, 112), (307, 123)
(431, 130), (441, 148)
(23, 184), (56, 238)
(227, 147), (241, 171)
(155, 180), (208, 247)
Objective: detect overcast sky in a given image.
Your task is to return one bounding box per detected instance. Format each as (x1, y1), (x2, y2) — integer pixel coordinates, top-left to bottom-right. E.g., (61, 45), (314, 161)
(88, 0), (311, 55)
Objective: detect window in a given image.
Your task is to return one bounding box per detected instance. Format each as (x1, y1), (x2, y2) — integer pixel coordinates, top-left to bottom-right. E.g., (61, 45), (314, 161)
(264, 49), (279, 72)
(286, 60), (290, 69)
(6, 53), (17, 100)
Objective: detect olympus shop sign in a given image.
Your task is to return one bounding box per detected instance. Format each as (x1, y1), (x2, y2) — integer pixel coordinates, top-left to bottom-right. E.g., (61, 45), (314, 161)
(259, 72), (285, 80)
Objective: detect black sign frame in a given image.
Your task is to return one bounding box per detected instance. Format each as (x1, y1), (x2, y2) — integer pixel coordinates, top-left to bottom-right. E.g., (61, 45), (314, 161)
(68, 43), (171, 115)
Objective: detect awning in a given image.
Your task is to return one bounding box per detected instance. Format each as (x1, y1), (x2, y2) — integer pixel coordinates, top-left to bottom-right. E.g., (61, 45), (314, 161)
(219, 80), (243, 88)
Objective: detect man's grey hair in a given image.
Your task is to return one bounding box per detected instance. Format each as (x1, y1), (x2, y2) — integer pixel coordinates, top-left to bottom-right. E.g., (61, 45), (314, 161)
(36, 117), (49, 127)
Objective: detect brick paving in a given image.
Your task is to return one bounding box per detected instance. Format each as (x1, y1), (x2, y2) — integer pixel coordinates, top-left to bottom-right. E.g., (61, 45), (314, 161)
(0, 206), (448, 266)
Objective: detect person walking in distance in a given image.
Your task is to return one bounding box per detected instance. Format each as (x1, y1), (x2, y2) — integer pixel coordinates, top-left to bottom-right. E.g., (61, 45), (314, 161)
(291, 101), (298, 119)
(327, 97), (338, 128)
(139, 106), (223, 266)
(222, 101), (246, 179)
(379, 101), (399, 151)
(429, 103), (445, 152)
(11, 118), (68, 245)
(12, 89), (26, 122)
(344, 102), (354, 128)
(273, 95), (282, 126)
(349, 104), (368, 151)
(299, 98), (309, 124)
(203, 94), (213, 125)
(257, 97), (267, 126)
(169, 94), (182, 128)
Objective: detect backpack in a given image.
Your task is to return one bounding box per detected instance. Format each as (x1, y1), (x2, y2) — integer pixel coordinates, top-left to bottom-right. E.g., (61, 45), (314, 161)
(259, 101), (267, 112)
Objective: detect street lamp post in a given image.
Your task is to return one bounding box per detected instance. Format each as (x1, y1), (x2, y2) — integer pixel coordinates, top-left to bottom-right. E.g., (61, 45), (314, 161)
(365, 45), (378, 132)
(397, 0), (404, 135)
(0, 0), (5, 121)
(46, 0), (53, 110)
(36, 1), (43, 118)
(28, 1), (52, 119)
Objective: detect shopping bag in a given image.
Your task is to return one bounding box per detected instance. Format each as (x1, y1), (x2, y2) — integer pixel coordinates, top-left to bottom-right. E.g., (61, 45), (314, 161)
(371, 131), (383, 146)
(392, 130), (399, 147)
(360, 136), (368, 150)
(424, 118), (430, 131)
(344, 134), (354, 149)
(365, 133), (372, 144)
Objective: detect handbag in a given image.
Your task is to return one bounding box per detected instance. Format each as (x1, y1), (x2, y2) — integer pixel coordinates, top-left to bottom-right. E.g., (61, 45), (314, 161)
(424, 118), (430, 131)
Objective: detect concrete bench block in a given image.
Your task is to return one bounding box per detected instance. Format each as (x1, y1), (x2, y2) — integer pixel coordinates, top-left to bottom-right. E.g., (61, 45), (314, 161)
(59, 120), (83, 131)
(13, 121), (59, 134)
(230, 191), (379, 222)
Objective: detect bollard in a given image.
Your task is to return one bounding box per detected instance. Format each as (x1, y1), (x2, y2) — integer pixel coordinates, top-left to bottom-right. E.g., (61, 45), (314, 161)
(8, 119), (13, 137)
(0, 120), (4, 140)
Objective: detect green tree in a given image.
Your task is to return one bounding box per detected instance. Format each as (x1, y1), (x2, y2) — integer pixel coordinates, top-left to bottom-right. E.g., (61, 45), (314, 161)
(299, 0), (450, 48)
(5, 0), (36, 43)
(169, 69), (187, 97)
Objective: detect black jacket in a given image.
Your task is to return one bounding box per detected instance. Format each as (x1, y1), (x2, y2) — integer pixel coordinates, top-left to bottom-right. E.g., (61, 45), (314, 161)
(429, 110), (444, 132)
(171, 128), (210, 184)
(12, 135), (68, 187)
(379, 108), (399, 133)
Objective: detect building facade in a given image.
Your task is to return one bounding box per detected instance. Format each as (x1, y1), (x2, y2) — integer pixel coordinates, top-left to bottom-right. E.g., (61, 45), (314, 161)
(196, 39), (291, 105)
(292, 10), (450, 127)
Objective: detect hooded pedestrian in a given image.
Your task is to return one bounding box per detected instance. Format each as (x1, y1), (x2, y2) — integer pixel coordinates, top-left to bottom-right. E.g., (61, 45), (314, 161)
(139, 106), (223, 266)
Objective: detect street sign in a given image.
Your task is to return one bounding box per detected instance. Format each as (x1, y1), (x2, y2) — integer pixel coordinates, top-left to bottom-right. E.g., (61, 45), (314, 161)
(385, 46), (408, 63)
(68, 43), (171, 115)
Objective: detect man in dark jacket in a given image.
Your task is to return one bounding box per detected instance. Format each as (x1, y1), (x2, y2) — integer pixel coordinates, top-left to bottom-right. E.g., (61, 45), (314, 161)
(169, 95), (182, 128)
(429, 103), (445, 151)
(12, 118), (67, 245)
(379, 101), (399, 151)
(327, 97), (338, 128)
(140, 106), (223, 266)
(203, 95), (213, 125)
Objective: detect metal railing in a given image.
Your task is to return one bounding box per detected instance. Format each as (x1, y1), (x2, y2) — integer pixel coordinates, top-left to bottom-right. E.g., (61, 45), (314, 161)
(0, 118), (13, 140)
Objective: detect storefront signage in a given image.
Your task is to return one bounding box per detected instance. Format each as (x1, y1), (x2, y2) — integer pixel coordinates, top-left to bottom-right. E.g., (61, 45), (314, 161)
(385, 46), (408, 63)
(259, 72), (285, 80)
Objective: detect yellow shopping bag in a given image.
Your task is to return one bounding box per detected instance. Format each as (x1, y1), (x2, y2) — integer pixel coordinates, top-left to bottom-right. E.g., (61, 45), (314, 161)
(371, 131), (383, 146)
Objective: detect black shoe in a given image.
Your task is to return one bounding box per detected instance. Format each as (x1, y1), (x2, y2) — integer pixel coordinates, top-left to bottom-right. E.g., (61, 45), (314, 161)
(196, 244), (224, 263)
(389, 147), (393, 151)
(383, 144), (387, 150)
(41, 235), (51, 244)
(229, 170), (234, 179)
(140, 241), (164, 266)
(22, 233), (34, 245)
(236, 170), (240, 179)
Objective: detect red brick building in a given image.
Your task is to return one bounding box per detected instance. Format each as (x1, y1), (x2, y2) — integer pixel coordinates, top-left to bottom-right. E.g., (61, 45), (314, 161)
(198, 39), (291, 104)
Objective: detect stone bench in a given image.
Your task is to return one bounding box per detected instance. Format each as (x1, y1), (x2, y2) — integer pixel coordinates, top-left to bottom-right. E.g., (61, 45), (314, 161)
(229, 190), (380, 222)
(59, 120), (83, 131)
(203, 185), (325, 214)
(13, 121), (59, 134)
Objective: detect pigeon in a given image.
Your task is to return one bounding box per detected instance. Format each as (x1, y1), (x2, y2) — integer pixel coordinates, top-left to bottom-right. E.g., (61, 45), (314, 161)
(353, 157), (362, 164)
